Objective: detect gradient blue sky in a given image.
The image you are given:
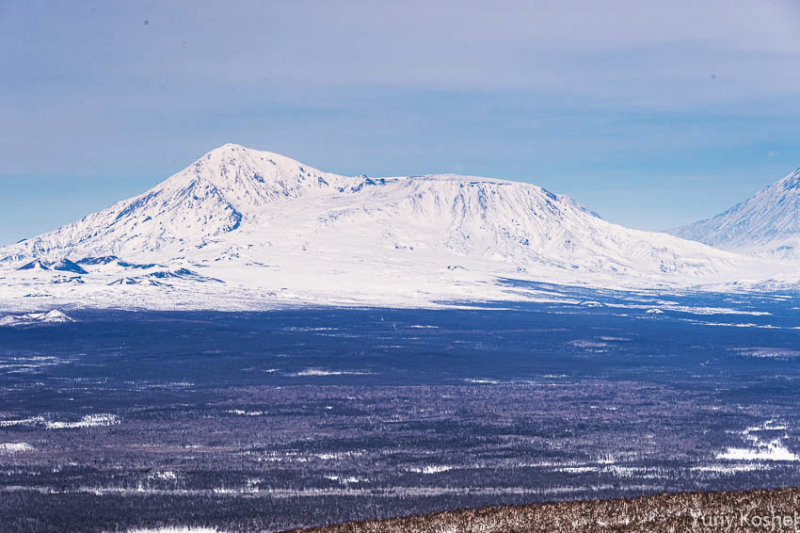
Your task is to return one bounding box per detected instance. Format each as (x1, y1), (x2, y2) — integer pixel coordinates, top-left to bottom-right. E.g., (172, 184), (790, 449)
(2, 0), (800, 245)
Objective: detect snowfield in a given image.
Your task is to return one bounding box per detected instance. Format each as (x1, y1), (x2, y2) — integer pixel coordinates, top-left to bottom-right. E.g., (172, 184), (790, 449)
(46, 414), (120, 430)
(716, 420), (800, 463)
(0, 442), (34, 453)
(0, 144), (793, 311)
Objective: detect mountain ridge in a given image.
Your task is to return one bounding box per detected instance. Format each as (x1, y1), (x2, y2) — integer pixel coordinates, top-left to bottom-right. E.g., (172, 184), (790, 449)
(671, 167), (800, 258)
(0, 144), (786, 310)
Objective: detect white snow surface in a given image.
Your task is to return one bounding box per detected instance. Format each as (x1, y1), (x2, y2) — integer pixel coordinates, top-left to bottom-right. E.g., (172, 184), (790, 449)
(671, 167), (800, 259)
(0, 144), (790, 311)
(0, 442), (34, 453)
(46, 414), (120, 430)
(0, 309), (73, 326)
(716, 420), (799, 462)
(717, 443), (799, 462)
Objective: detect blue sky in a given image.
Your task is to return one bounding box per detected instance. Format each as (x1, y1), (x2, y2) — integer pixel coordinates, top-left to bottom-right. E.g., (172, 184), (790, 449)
(1, 0), (799, 245)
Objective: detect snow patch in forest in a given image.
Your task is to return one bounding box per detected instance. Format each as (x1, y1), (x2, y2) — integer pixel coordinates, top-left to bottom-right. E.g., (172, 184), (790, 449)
(46, 414), (119, 429)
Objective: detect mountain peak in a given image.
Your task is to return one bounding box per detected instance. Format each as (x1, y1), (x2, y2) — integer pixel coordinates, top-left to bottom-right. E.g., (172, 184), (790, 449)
(204, 142), (286, 160)
(158, 144), (345, 211)
(0, 143), (752, 303)
(196, 144), (308, 174)
(777, 168), (800, 191)
(671, 166), (800, 256)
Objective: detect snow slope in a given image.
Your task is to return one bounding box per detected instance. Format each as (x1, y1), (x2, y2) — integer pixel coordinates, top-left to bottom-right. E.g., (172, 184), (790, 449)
(0, 310), (73, 327)
(0, 144), (784, 310)
(671, 168), (800, 259)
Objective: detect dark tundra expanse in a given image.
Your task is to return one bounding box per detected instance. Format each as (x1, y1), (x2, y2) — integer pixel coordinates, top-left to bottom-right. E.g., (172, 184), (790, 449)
(2, 286), (800, 532)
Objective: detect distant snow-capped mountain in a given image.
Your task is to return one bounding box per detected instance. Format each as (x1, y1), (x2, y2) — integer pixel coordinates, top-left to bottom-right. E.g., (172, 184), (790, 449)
(0, 309), (73, 327)
(671, 168), (800, 258)
(0, 144), (781, 310)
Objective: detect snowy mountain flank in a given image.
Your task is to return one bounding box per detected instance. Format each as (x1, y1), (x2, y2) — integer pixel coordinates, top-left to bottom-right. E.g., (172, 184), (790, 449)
(672, 168), (800, 259)
(0, 144), (787, 310)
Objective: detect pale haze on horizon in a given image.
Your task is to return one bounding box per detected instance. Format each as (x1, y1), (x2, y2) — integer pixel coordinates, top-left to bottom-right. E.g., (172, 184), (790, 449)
(1, 0), (799, 245)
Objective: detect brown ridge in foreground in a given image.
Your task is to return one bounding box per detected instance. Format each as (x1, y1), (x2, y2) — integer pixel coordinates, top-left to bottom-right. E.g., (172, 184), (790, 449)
(284, 487), (800, 533)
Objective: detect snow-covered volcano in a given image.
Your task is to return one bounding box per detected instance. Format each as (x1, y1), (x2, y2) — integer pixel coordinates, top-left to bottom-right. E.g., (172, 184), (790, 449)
(0, 144), (777, 310)
(671, 168), (800, 259)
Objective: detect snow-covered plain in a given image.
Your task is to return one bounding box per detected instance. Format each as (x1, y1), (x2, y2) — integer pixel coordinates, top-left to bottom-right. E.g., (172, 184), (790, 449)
(0, 144), (791, 311)
(716, 421), (800, 463)
(0, 442), (34, 453)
